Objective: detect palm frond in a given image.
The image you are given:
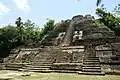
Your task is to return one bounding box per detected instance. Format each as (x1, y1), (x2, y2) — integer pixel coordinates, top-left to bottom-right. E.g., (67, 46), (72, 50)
(96, 0), (102, 6)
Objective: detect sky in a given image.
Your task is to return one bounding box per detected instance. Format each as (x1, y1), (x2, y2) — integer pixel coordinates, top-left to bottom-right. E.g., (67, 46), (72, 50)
(0, 0), (120, 27)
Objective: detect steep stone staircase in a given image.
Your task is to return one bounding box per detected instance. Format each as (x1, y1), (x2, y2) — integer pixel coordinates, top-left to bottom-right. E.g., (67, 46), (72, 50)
(81, 57), (105, 75)
(19, 47), (56, 72)
(2, 45), (106, 75)
(22, 62), (53, 73)
(79, 45), (105, 75)
(50, 46), (84, 73)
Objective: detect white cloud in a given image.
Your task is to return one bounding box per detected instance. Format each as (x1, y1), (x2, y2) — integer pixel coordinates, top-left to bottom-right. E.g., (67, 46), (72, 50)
(13, 0), (30, 12)
(0, 2), (10, 16)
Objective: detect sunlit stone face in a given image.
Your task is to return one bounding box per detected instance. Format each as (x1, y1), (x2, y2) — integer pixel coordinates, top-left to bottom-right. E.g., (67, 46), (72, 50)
(84, 14), (94, 20)
(55, 32), (66, 45)
(73, 31), (83, 42)
(74, 31), (83, 35)
(58, 32), (66, 38)
(72, 15), (83, 21)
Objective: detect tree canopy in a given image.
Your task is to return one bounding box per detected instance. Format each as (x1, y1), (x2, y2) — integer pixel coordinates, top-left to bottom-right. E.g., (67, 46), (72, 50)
(0, 17), (56, 57)
(96, 4), (120, 36)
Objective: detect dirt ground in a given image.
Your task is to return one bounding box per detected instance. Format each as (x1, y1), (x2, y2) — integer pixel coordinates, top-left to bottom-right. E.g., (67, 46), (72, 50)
(0, 70), (120, 80)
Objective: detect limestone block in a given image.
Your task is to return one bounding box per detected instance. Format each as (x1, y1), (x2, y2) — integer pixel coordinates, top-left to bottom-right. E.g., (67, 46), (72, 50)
(74, 31), (83, 35)
(56, 52), (71, 63)
(111, 65), (120, 70)
(62, 49), (84, 53)
(101, 64), (111, 72)
(72, 52), (83, 63)
(52, 63), (82, 70)
(96, 51), (103, 57)
(95, 45), (112, 51)
(100, 57), (110, 63)
(58, 32), (66, 38)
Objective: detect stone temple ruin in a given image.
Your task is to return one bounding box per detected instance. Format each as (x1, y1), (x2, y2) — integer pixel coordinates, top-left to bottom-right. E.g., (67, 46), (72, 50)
(1, 14), (120, 75)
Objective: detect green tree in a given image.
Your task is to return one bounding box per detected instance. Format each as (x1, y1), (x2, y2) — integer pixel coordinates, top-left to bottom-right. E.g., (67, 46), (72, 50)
(113, 4), (120, 17)
(0, 25), (19, 57)
(23, 19), (41, 45)
(15, 17), (23, 32)
(96, 4), (120, 36)
(40, 19), (56, 40)
(15, 17), (24, 44)
(0, 17), (57, 57)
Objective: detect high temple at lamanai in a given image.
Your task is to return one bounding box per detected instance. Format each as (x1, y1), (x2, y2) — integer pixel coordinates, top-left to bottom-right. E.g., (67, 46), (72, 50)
(1, 14), (120, 75)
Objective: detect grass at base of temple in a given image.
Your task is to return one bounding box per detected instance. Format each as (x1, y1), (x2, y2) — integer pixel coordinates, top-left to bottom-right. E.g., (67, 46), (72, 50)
(0, 70), (120, 80)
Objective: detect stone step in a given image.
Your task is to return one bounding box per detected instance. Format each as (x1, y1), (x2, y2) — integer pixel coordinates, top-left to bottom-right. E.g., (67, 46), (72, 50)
(51, 68), (82, 71)
(31, 61), (53, 63)
(32, 60), (51, 62)
(82, 67), (101, 69)
(31, 62), (53, 64)
(100, 61), (120, 64)
(6, 67), (20, 70)
(84, 54), (99, 59)
(30, 66), (51, 68)
(78, 72), (105, 75)
(83, 59), (100, 61)
(22, 67), (29, 69)
(62, 49), (84, 52)
(83, 60), (100, 62)
(32, 62), (53, 64)
(83, 62), (100, 64)
(6, 66), (22, 68)
(83, 58), (99, 60)
(25, 65), (52, 67)
(82, 69), (101, 72)
(53, 63), (82, 66)
(29, 68), (50, 70)
(5, 65), (24, 68)
(33, 58), (48, 60)
(32, 60), (54, 62)
(35, 55), (50, 57)
(19, 68), (104, 75)
(104, 70), (120, 75)
(83, 64), (100, 67)
(84, 55), (96, 57)
(31, 64), (53, 66)
(27, 70), (79, 73)
(60, 46), (85, 49)
(21, 48), (42, 51)
(35, 54), (50, 56)
(5, 63), (31, 65)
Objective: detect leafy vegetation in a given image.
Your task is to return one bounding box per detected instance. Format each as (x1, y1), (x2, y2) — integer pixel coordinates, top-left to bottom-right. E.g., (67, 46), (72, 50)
(0, 17), (56, 57)
(96, 4), (120, 36)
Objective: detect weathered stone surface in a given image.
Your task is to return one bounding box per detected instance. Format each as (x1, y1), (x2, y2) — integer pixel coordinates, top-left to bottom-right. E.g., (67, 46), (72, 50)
(2, 15), (120, 75)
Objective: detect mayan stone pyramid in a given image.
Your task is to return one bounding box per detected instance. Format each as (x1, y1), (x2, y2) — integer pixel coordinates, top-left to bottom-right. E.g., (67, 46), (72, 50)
(2, 14), (120, 75)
